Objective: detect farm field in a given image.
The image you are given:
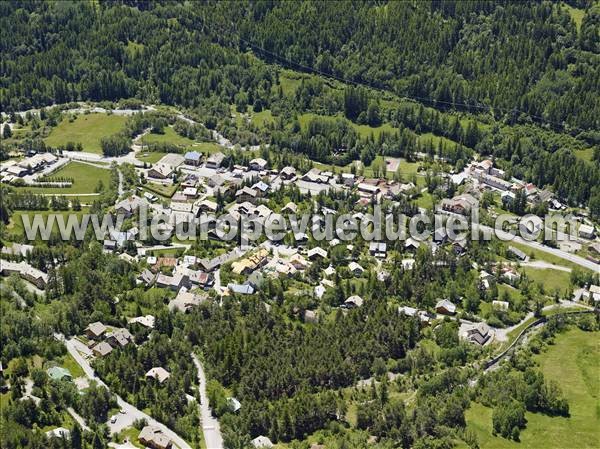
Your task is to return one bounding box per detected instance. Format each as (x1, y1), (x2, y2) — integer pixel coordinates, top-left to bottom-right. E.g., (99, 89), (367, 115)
(464, 328), (600, 449)
(14, 161), (111, 195)
(44, 113), (127, 154)
(142, 126), (197, 148)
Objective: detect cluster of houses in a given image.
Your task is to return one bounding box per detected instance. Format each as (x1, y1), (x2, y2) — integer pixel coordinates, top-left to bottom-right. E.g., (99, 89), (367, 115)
(0, 152), (61, 182)
(0, 258), (48, 289)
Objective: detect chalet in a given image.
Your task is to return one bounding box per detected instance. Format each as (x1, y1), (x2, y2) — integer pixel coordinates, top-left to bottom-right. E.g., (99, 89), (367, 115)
(249, 157), (268, 171)
(85, 322), (107, 340)
(205, 152), (225, 169)
(281, 202), (298, 214)
(232, 249), (269, 275)
(369, 241), (387, 258)
(228, 397), (242, 413)
(184, 151), (202, 166)
(227, 283), (255, 295)
(145, 367), (171, 384)
(47, 367), (72, 382)
(168, 289), (207, 313)
(304, 310), (319, 323)
(348, 261), (364, 276)
(579, 224), (596, 240)
(156, 273), (189, 291)
(196, 199), (218, 214)
(460, 322), (492, 346)
(289, 253), (309, 270)
(139, 269), (157, 287)
(404, 237), (421, 252)
(92, 341), (113, 357)
(507, 246), (527, 261)
(440, 194), (478, 216)
(435, 299), (457, 315)
(302, 168), (330, 184)
(106, 328), (134, 348)
(128, 315), (155, 328)
(236, 186), (259, 203)
(252, 181), (270, 195)
(148, 163), (173, 180)
(294, 231), (309, 245)
(307, 247), (328, 260)
(344, 295), (364, 308)
(341, 172), (356, 187)
(103, 240), (117, 251)
(492, 300), (509, 311)
(357, 182), (380, 198)
(251, 436), (274, 449)
(45, 427), (71, 440)
(139, 426), (173, 449)
(280, 166), (297, 180)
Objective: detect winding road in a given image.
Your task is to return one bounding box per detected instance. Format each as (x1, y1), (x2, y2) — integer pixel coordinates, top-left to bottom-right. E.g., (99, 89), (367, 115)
(57, 335), (192, 449)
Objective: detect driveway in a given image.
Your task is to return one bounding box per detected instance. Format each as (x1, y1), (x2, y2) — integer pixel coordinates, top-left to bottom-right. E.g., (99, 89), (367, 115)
(191, 354), (224, 449)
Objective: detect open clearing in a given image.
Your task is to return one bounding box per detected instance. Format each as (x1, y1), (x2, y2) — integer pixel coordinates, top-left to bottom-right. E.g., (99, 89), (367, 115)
(464, 328), (600, 449)
(14, 161), (111, 195)
(44, 113), (127, 154)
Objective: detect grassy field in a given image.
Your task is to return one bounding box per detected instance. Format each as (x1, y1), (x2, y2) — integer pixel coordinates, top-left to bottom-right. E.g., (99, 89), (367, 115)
(297, 112), (398, 140)
(574, 147), (594, 163)
(142, 182), (179, 198)
(56, 353), (85, 378)
(44, 113), (127, 154)
(142, 126), (197, 148)
(417, 132), (461, 149)
(14, 161), (111, 195)
(7, 208), (89, 239)
(465, 328), (600, 449)
(522, 267), (571, 295)
(509, 241), (590, 273)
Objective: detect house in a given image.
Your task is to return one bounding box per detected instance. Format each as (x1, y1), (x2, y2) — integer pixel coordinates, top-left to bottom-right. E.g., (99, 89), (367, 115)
(401, 258), (415, 270)
(304, 309), (319, 323)
(205, 152), (225, 169)
(227, 283), (255, 295)
(139, 269), (157, 287)
(128, 315), (156, 328)
(507, 246), (527, 261)
(589, 285), (600, 303)
(501, 267), (521, 285)
(156, 272), (189, 291)
(344, 295), (364, 308)
(249, 157), (268, 171)
(460, 322), (492, 346)
(196, 199), (218, 214)
(251, 436), (274, 448)
(348, 261), (364, 276)
(281, 202), (298, 214)
(280, 166), (297, 180)
(294, 232), (309, 245)
(168, 289), (207, 312)
(148, 163), (173, 179)
(115, 195), (147, 218)
(357, 182), (380, 198)
(228, 397), (242, 413)
(307, 247), (328, 260)
(252, 181), (270, 196)
(492, 300), (509, 311)
(47, 367), (72, 381)
(103, 240), (117, 252)
(146, 367), (171, 384)
(302, 168), (330, 184)
(184, 151), (202, 166)
(398, 306), (418, 317)
(369, 241), (387, 258)
(232, 248), (269, 275)
(289, 253), (309, 270)
(236, 186), (259, 203)
(46, 427), (71, 440)
(0, 260), (49, 289)
(139, 426), (173, 449)
(92, 341), (113, 357)
(404, 237), (421, 252)
(188, 270), (214, 288)
(341, 172), (356, 187)
(435, 299), (457, 315)
(440, 194), (478, 216)
(479, 270), (494, 289)
(85, 322), (107, 340)
(106, 328), (134, 348)
(579, 224), (596, 240)
(182, 187), (198, 199)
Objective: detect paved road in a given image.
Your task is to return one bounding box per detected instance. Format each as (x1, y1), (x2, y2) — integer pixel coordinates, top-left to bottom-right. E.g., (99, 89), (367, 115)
(478, 224), (600, 272)
(58, 335), (192, 449)
(67, 407), (90, 431)
(191, 354), (224, 449)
